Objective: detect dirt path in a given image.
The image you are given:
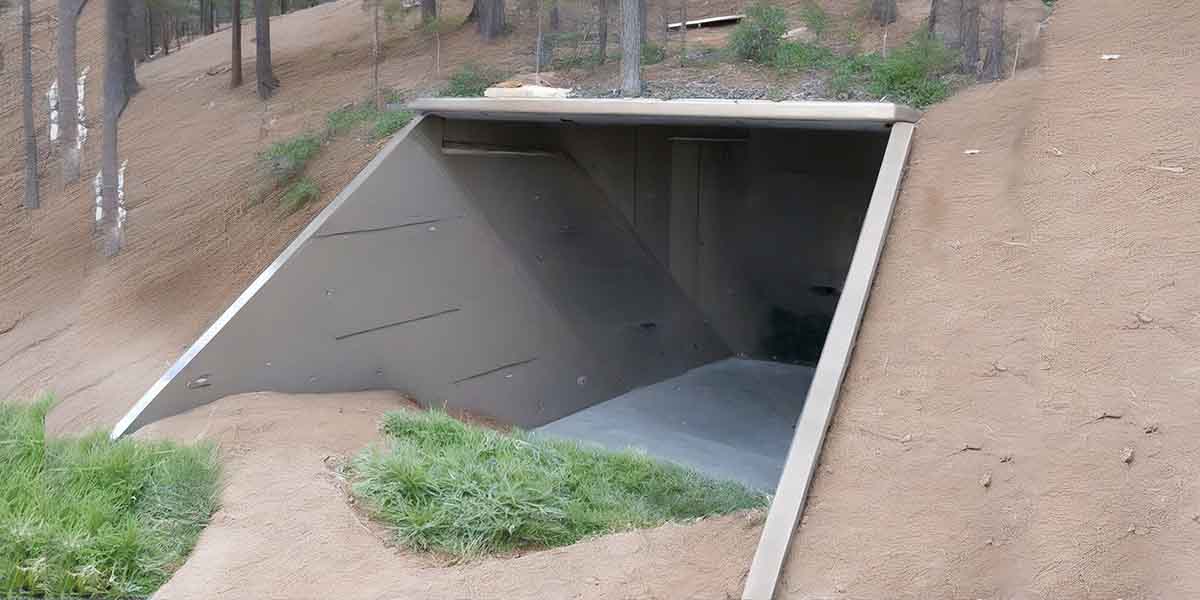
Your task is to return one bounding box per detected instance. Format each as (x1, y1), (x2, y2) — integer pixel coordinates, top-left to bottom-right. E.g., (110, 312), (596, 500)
(139, 391), (763, 600)
(778, 1), (1200, 598)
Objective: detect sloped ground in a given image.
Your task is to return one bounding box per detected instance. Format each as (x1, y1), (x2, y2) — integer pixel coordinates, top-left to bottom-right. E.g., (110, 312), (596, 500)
(779, 1), (1200, 598)
(138, 391), (763, 599)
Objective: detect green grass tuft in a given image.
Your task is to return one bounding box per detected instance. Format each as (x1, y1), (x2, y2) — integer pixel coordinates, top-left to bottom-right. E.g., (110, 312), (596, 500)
(641, 42), (666, 66)
(773, 41), (836, 72)
(260, 133), (322, 182)
(281, 177), (320, 213)
(348, 410), (767, 557)
(0, 398), (219, 599)
(866, 32), (957, 107)
(372, 110), (414, 139)
(440, 63), (505, 97)
(728, 2), (788, 63)
(797, 0), (829, 39)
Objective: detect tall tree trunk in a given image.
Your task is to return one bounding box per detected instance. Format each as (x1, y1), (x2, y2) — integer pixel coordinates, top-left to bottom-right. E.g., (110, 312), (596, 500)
(21, 0), (38, 208)
(980, 0), (1004, 81)
(231, 0), (243, 86)
(871, 0), (896, 24)
(254, 0), (277, 98)
(371, 1), (380, 109)
(549, 0), (558, 30)
(161, 11), (170, 55)
(636, 0), (644, 42)
(476, 0), (504, 39)
(595, 0), (607, 63)
(420, 0), (435, 22)
(129, 0), (147, 61)
(57, 0), (88, 184)
(960, 0), (980, 73)
(678, 0), (686, 66)
(102, 0), (133, 256)
(279, 0), (288, 13)
(620, 0), (641, 96)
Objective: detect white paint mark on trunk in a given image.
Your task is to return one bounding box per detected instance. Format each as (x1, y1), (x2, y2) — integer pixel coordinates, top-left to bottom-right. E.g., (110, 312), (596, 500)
(94, 159), (128, 228)
(47, 80), (59, 143)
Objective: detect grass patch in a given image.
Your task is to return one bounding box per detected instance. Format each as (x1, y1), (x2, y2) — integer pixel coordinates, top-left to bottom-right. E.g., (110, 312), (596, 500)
(641, 42), (666, 66)
(440, 63), (505, 97)
(348, 410), (767, 557)
(260, 132), (322, 183)
(281, 177), (320, 213)
(729, 1), (788, 63)
(0, 399), (219, 598)
(773, 41), (836, 72)
(865, 32), (957, 107)
(797, 0), (829, 39)
(372, 110), (414, 139)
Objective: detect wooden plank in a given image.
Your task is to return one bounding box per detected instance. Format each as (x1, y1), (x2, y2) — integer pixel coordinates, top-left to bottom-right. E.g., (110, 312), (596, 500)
(667, 14), (744, 30)
(741, 122), (915, 600)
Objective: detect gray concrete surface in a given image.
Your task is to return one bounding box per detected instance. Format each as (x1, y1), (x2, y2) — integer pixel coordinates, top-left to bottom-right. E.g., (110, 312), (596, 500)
(536, 358), (814, 491)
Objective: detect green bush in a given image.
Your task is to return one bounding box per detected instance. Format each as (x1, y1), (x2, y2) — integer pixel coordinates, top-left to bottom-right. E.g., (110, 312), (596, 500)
(327, 103), (382, 135)
(729, 2), (789, 63)
(441, 63), (505, 97)
(348, 410), (767, 557)
(798, 1), (829, 39)
(867, 32), (956, 107)
(773, 41), (836, 72)
(281, 177), (320, 213)
(372, 110), (414, 139)
(261, 133), (322, 182)
(0, 399), (219, 598)
(827, 52), (879, 97)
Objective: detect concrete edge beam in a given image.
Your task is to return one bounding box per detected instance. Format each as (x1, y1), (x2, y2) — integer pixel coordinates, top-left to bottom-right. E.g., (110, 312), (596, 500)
(740, 122), (915, 600)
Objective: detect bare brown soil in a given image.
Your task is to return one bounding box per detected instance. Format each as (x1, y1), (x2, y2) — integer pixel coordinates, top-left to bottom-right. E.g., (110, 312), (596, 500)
(779, 1), (1200, 598)
(139, 391), (763, 600)
(3, 0), (1199, 598)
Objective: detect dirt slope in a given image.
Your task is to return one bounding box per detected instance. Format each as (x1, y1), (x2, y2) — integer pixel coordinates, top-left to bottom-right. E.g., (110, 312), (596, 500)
(779, 1), (1200, 598)
(139, 391), (763, 600)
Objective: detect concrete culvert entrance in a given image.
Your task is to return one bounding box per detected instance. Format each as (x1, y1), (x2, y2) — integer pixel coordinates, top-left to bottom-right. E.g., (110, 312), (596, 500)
(113, 98), (914, 499)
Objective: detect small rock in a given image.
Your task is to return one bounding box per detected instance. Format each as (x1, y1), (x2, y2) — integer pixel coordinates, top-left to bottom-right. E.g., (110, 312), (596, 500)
(963, 443), (983, 451)
(980, 472), (992, 488)
(782, 26), (816, 43)
(1144, 423), (1159, 434)
(1136, 312), (1154, 324)
(985, 538), (994, 546)
(901, 434), (913, 443)
(1100, 54), (1122, 61)
(1121, 446), (1135, 464)
(964, 149), (982, 155)
(1000, 454), (1014, 463)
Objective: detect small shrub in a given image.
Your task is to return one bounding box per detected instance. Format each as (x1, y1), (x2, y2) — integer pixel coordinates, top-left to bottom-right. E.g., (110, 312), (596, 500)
(867, 32), (956, 107)
(798, 1), (829, 39)
(729, 2), (788, 63)
(372, 110), (414, 139)
(827, 53), (879, 97)
(349, 410), (767, 557)
(441, 63), (505, 97)
(641, 42), (666, 65)
(281, 177), (320, 213)
(773, 41), (835, 72)
(261, 133), (322, 182)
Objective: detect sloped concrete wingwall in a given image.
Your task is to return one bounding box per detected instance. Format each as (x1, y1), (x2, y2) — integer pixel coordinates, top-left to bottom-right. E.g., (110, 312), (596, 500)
(114, 116), (727, 435)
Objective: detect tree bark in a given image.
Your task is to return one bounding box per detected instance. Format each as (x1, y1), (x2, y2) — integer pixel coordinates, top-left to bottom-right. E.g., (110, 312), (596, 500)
(960, 0), (980, 73)
(595, 0), (607, 64)
(254, 0), (277, 98)
(21, 0), (38, 208)
(619, 0), (641, 96)
(678, 0), (686, 66)
(231, 0), (243, 86)
(636, 0), (644, 42)
(102, 0), (133, 256)
(160, 10), (170, 55)
(549, 0), (558, 30)
(980, 0), (1004, 81)
(279, 0), (288, 13)
(475, 0), (504, 40)
(129, 0), (147, 61)
(57, 0), (88, 184)
(421, 0), (435, 22)
(871, 0), (896, 24)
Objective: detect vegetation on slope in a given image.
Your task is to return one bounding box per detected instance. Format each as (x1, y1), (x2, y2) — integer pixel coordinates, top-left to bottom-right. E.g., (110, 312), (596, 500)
(0, 399), (219, 598)
(348, 410), (767, 557)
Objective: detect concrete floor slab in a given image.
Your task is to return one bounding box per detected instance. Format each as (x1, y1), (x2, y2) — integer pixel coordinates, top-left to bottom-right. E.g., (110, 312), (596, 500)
(535, 358), (813, 491)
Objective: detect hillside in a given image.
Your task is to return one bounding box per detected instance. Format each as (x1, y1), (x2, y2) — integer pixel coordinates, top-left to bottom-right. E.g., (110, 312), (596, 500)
(4, 0), (1199, 597)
